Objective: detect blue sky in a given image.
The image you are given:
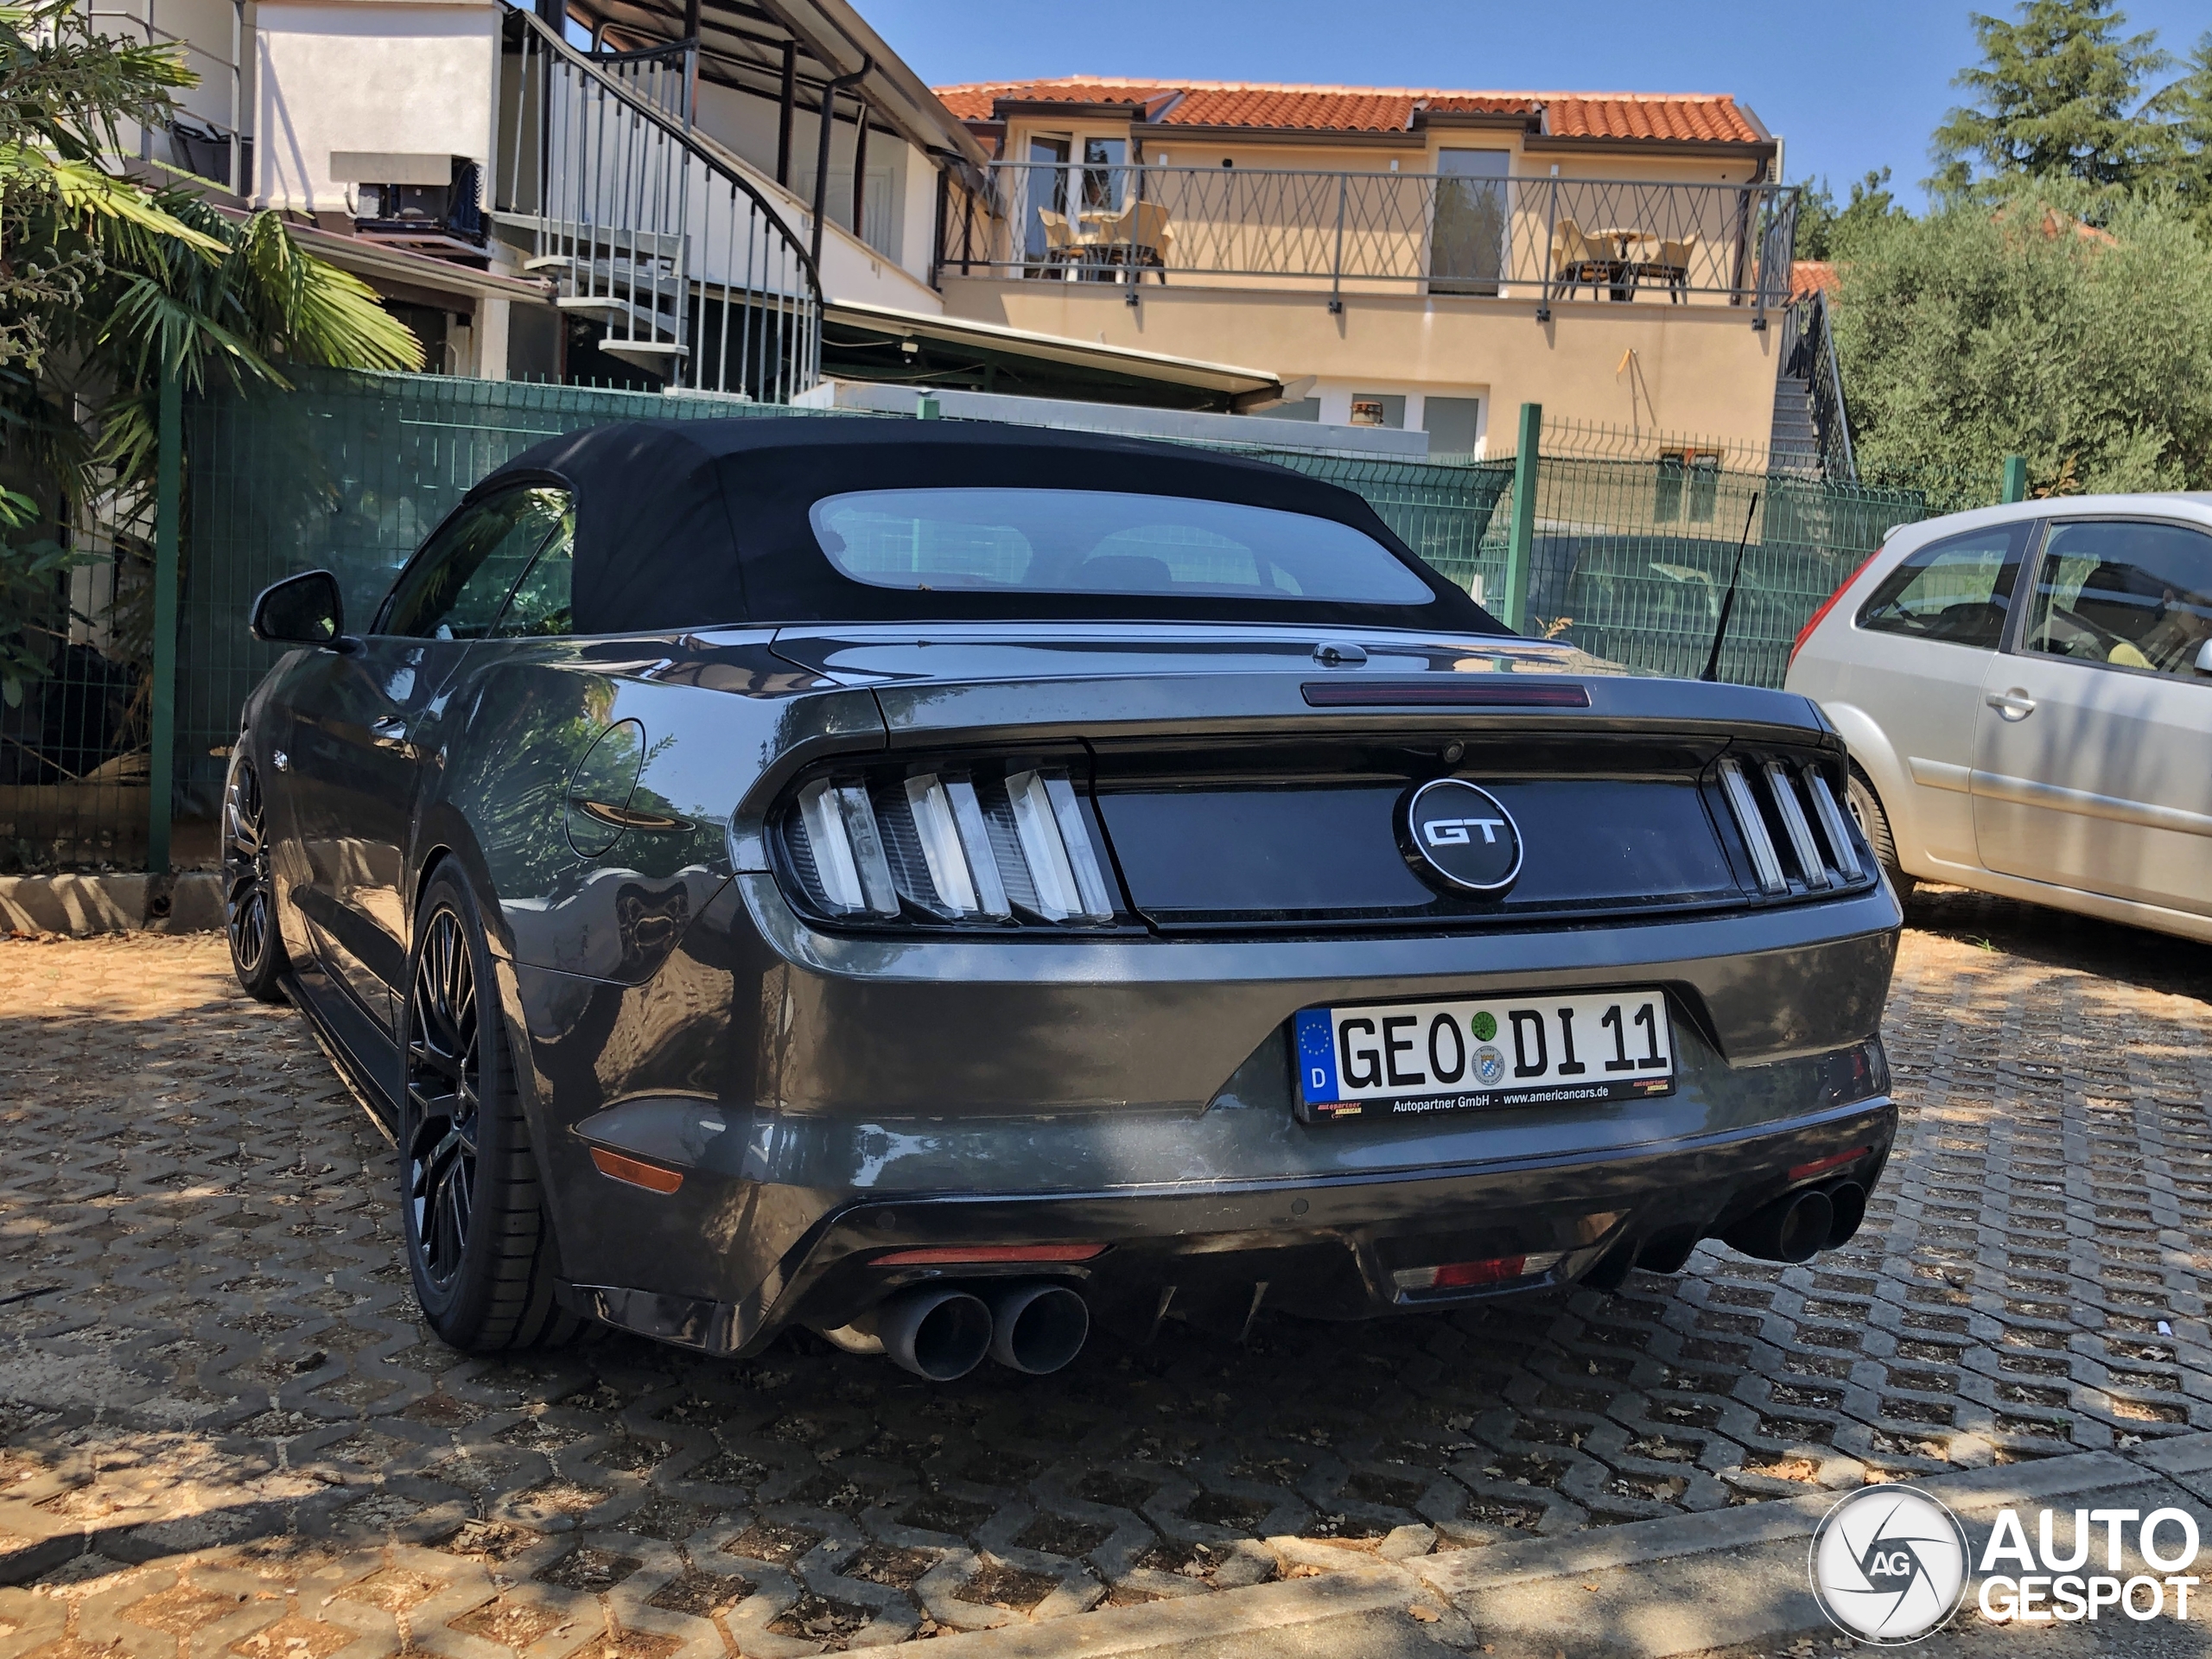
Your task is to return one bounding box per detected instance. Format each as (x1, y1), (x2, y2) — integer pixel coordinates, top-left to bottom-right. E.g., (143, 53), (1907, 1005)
(863, 0), (2210, 209)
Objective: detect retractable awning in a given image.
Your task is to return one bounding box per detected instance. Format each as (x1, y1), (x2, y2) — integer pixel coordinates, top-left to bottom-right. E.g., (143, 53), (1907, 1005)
(820, 299), (1287, 412)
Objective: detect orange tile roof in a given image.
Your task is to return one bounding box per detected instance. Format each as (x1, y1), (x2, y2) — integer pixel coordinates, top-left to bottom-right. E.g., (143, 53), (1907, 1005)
(931, 77), (1765, 146)
(1789, 260), (1840, 302)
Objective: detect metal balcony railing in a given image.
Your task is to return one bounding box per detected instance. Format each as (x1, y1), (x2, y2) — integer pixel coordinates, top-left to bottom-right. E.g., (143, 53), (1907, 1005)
(74, 0), (251, 194)
(493, 5), (821, 399)
(942, 164), (1799, 325)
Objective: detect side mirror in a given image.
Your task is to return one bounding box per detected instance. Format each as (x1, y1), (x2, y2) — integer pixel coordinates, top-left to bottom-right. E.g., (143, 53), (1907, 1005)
(2196, 637), (2212, 676)
(251, 569), (350, 648)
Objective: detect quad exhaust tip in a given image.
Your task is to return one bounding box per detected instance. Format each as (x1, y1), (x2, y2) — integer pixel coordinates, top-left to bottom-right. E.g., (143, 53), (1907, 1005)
(986, 1281), (1090, 1376)
(878, 1287), (993, 1382)
(1726, 1185), (1834, 1264)
(875, 1281), (1090, 1382)
(1825, 1180), (1866, 1249)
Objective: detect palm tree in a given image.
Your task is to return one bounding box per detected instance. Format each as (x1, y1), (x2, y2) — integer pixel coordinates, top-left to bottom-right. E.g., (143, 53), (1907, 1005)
(2, 0), (423, 708)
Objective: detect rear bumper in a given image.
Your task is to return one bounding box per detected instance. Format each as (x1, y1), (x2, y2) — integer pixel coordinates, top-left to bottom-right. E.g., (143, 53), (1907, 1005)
(553, 1093), (1895, 1357)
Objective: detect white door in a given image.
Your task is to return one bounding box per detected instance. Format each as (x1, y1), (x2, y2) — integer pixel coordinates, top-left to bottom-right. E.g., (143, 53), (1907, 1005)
(1840, 519), (2036, 867)
(1972, 517), (2212, 914)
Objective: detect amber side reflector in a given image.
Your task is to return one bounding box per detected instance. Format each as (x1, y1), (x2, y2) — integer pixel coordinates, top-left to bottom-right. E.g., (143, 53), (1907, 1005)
(1788, 1146), (1871, 1182)
(590, 1147), (683, 1194)
(874, 1243), (1106, 1267)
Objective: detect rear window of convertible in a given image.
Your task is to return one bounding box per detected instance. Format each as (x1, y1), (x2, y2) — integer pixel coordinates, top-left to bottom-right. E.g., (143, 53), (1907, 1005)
(809, 488), (1436, 607)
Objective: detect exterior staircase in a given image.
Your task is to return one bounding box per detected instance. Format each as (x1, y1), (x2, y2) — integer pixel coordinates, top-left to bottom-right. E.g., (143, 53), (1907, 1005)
(490, 7), (821, 400)
(1769, 371), (1821, 475)
(1769, 289), (1853, 481)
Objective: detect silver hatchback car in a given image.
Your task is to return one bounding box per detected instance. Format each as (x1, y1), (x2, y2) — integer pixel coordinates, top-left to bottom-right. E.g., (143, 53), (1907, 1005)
(1785, 493), (2212, 941)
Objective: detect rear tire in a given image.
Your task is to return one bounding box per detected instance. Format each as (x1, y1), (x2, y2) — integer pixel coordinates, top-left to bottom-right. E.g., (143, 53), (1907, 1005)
(398, 867), (576, 1352)
(1846, 767), (1912, 902)
(224, 754), (289, 1003)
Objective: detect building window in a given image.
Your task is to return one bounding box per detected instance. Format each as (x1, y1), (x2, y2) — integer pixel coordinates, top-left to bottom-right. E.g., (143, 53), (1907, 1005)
(1656, 449), (1720, 524)
(1349, 392), (1406, 429)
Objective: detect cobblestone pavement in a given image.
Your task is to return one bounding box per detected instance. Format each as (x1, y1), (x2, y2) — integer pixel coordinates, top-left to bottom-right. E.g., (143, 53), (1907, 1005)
(2, 891), (2209, 1656)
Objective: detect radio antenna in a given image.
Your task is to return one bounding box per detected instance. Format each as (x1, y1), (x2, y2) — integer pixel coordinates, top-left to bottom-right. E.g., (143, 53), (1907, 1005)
(1700, 492), (1762, 683)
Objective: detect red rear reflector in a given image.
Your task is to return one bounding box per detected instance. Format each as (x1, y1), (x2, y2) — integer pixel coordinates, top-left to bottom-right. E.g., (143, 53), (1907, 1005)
(590, 1147), (683, 1193)
(1788, 1146), (1871, 1182)
(874, 1243), (1107, 1267)
(1789, 550), (1879, 667)
(1393, 1251), (1564, 1292)
(1434, 1255), (1526, 1288)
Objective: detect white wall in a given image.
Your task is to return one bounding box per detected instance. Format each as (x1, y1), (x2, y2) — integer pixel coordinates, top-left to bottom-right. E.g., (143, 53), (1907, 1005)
(1309, 381), (1492, 455)
(256, 0), (499, 216)
(691, 79), (918, 272)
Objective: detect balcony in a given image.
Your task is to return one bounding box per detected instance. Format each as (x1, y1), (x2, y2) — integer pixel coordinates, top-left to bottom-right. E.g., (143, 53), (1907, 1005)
(942, 164), (1799, 325)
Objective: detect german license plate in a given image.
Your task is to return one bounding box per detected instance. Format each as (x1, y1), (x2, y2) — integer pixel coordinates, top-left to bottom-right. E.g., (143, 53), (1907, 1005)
(1293, 988), (1676, 1122)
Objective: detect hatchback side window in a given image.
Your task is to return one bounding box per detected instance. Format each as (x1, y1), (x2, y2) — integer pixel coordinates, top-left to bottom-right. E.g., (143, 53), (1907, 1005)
(381, 487), (571, 639)
(491, 505), (576, 637)
(1856, 522), (2033, 649)
(2020, 520), (2212, 680)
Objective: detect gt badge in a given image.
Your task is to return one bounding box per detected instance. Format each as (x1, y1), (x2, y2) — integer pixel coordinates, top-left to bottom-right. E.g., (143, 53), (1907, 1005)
(1402, 779), (1522, 895)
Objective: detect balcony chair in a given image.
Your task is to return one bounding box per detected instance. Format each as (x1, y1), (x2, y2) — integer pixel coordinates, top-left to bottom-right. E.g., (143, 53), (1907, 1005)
(1638, 235), (1698, 302)
(1549, 219), (1614, 302)
(1091, 199), (1173, 284)
(1035, 209), (1096, 274)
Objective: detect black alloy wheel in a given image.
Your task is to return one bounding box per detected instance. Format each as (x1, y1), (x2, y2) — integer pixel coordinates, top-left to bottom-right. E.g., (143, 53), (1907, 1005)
(398, 868), (575, 1351)
(224, 755), (288, 1001)
(406, 904), (480, 1291)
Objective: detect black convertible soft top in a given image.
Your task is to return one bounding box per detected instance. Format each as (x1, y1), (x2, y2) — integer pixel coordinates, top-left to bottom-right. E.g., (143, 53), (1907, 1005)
(468, 416), (1504, 636)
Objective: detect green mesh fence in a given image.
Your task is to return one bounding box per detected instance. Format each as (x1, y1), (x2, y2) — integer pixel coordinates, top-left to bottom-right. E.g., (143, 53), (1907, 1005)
(174, 372), (807, 830)
(1517, 456), (1929, 688)
(7, 366), (2005, 872)
(0, 491), (156, 874)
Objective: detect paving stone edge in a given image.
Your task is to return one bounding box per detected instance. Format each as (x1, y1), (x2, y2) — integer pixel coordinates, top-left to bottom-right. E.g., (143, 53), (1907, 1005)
(918, 1436), (2212, 1657)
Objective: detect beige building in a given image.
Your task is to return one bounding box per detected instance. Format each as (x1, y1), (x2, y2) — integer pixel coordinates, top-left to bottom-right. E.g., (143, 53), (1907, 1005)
(931, 78), (1808, 457)
(80, 2), (1823, 454)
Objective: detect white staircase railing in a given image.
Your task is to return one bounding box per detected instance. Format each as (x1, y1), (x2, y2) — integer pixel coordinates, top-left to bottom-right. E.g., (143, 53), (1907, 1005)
(494, 5), (821, 401)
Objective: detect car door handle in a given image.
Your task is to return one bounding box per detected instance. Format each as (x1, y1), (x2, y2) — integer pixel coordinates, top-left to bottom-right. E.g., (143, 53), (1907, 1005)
(369, 715), (408, 744)
(1985, 690), (2037, 721)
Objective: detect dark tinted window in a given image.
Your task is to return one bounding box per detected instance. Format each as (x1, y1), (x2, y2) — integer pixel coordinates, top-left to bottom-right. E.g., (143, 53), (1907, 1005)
(2023, 519), (2212, 679)
(383, 487), (570, 639)
(810, 488), (1436, 606)
(491, 507), (576, 637)
(1857, 521), (2032, 649)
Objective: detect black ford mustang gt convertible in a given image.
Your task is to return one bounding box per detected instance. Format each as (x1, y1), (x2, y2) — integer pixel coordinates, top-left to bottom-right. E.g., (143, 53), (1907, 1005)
(227, 417), (1899, 1381)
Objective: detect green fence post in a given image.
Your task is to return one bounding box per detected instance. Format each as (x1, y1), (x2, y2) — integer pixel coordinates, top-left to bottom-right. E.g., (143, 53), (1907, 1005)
(2000, 454), (2027, 505)
(1503, 402), (1541, 632)
(146, 365), (181, 876)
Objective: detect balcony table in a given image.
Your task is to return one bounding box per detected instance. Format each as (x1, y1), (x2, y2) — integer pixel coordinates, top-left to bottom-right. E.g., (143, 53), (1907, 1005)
(1591, 229), (1658, 300)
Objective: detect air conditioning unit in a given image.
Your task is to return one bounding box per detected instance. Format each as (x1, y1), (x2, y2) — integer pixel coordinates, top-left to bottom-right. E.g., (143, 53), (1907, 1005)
(334, 152), (485, 251)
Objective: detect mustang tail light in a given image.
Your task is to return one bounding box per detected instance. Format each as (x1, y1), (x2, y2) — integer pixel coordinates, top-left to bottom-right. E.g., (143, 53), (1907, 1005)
(781, 763), (1121, 928)
(1718, 755), (1863, 896)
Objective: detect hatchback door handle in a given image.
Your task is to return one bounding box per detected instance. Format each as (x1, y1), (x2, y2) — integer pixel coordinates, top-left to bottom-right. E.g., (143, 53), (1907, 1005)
(1985, 690), (2036, 721)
